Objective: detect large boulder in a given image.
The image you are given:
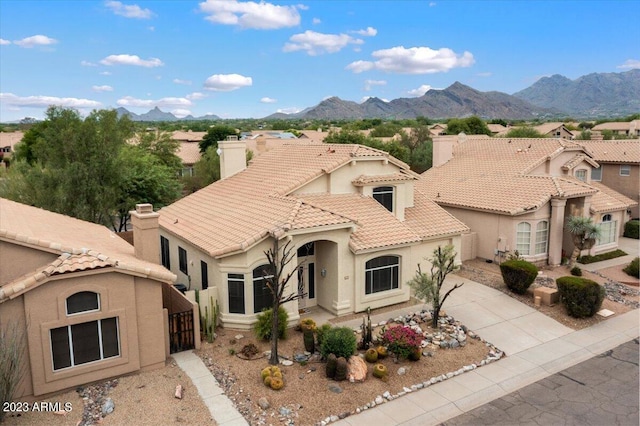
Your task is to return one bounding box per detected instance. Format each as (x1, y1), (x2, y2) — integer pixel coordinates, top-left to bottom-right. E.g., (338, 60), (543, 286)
(347, 356), (367, 382)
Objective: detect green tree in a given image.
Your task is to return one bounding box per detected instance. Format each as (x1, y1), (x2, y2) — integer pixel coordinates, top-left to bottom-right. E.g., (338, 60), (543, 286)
(407, 245), (463, 328)
(408, 141), (433, 173)
(575, 130), (592, 140)
(566, 216), (601, 267)
(199, 125), (239, 153)
(446, 116), (491, 136)
(136, 130), (182, 173)
(503, 127), (545, 138)
(370, 122), (402, 138)
(193, 146), (221, 187)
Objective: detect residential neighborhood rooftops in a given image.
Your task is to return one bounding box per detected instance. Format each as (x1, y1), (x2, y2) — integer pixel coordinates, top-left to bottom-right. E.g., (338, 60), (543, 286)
(577, 140), (640, 163)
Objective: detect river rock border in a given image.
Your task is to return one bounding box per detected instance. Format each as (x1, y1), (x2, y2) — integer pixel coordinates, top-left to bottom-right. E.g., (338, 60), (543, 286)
(314, 309), (504, 426)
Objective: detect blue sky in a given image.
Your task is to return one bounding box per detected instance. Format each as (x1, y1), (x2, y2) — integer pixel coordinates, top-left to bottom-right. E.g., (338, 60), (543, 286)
(1, 0), (638, 122)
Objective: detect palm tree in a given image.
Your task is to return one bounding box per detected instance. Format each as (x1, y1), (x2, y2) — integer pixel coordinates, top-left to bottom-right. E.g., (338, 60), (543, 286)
(566, 216), (601, 267)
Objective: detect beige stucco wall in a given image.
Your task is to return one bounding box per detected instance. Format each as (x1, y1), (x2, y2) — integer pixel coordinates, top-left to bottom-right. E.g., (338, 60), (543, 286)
(0, 241), (58, 284)
(599, 163), (639, 218)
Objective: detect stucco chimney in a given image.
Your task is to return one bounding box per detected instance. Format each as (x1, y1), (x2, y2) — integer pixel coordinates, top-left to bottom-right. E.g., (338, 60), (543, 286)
(432, 136), (454, 167)
(130, 203), (160, 264)
(218, 136), (246, 179)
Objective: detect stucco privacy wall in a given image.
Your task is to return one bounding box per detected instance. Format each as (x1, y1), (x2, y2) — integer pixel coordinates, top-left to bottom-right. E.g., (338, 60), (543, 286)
(19, 271), (165, 396)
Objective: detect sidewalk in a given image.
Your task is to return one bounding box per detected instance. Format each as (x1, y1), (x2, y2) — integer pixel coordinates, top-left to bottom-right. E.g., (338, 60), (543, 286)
(333, 276), (639, 426)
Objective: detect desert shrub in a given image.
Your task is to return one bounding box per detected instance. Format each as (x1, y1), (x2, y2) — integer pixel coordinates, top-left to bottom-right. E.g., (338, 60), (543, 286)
(623, 220), (639, 239)
(0, 321), (27, 423)
(316, 323), (332, 347)
(570, 266), (582, 276)
(319, 326), (356, 359)
(556, 276), (605, 318)
(253, 307), (288, 341)
(499, 259), (538, 294)
(578, 249), (627, 264)
(623, 257), (640, 278)
(380, 325), (422, 360)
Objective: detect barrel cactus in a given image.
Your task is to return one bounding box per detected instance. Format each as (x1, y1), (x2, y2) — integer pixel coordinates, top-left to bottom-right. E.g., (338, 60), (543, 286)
(365, 348), (379, 363)
(372, 363), (388, 379)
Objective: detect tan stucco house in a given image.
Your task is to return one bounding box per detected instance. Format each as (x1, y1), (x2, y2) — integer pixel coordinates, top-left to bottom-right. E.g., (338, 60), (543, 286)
(592, 120), (640, 138)
(533, 122), (575, 139)
(422, 137), (636, 266)
(577, 140), (640, 218)
(158, 141), (469, 330)
(0, 200), (196, 398)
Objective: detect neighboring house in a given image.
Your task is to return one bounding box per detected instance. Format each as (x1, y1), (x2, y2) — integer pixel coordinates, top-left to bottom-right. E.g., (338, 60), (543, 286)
(0, 131), (24, 167)
(487, 123), (508, 136)
(298, 130), (329, 143)
(158, 141), (468, 329)
(592, 120), (640, 137)
(429, 123), (448, 137)
(172, 131), (206, 177)
(577, 140), (640, 218)
(0, 200), (198, 398)
(421, 137), (636, 266)
(533, 122), (575, 139)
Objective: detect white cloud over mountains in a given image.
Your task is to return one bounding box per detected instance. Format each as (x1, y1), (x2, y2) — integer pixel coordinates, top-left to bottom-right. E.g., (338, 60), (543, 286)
(617, 59), (640, 70)
(14, 35), (58, 48)
(347, 46), (474, 74)
(199, 0), (302, 29)
(105, 1), (154, 19)
(204, 73), (252, 91)
(260, 97), (277, 103)
(0, 93), (101, 108)
(100, 54), (164, 67)
(116, 96), (192, 108)
(284, 30), (363, 55)
(407, 84), (433, 96)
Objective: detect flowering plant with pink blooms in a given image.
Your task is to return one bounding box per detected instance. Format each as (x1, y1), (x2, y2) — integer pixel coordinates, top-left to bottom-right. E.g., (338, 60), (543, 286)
(380, 325), (422, 360)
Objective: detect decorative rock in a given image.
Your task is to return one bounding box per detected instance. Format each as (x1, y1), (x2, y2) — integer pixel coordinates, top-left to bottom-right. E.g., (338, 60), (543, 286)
(383, 391), (391, 399)
(279, 407), (291, 416)
(450, 339), (460, 348)
(329, 384), (343, 394)
(234, 334), (244, 340)
(280, 360), (294, 366)
(446, 372), (454, 379)
(347, 355), (368, 382)
(375, 395), (384, 405)
(174, 385), (183, 400)
(101, 398), (114, 415)
(403, 387), (412, 393)
(397, 367), (406, 376)
(330, 415), (339, 422)
(258, 397), (270, 410)
(439, 341), (449, 349)
(339, 412), (350, 419)
(423, 351), (434, 357)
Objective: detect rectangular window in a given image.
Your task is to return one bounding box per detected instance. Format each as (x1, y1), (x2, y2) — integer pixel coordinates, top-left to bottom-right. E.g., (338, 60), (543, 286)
(365, 256), (399, 295)
(516, 222), (531, 255)
(373, 187), (394, 212)
(591, 167), (602, 181)
(535, 221), (549, 255)
(598, 221), (617, 245)
(201, 261), (208, 290)
(575, 169), (587, 182)
(50, 318), (120, 371)
(620, 165), (630, 176)
(160, 236), (170, 269)
(228, 274), (245, 314)
(178, 247), (188, 274)
(308, 263), (315, 299)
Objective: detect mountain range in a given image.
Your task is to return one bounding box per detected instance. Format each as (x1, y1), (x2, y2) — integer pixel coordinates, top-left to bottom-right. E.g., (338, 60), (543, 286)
(113, 70), (639, 122)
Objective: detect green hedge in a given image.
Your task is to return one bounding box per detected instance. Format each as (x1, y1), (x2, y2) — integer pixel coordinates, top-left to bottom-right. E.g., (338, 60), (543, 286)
(578, 249), (627, 264)
(499, 259), (538, 294)
(556, 276), (605, 318)
(623, 220), (639, 239)
(623, 257), (640, 278)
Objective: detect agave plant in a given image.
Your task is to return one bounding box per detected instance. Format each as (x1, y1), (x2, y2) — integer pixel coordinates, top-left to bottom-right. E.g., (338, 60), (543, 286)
(565, 216), (601, 267)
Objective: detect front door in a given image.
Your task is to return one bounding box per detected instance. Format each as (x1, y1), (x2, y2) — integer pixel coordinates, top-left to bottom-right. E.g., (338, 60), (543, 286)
(297, 243), (317, 311)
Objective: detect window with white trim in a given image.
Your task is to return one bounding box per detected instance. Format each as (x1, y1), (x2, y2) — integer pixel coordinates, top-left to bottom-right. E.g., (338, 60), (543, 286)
(373, 186), (394, 212)
(228, 273), (245, 314)
(620, 165), (630, 176)
(365, 256), (399, 294)
(51, 318), (119, 371)
(253, 265), (274, 313)
(591, 167), (602, 181)
(535, 221), (549, 255)
(575, 169), (587, 182)
(516, 222), (531, 255)
(597, 214), (616, 245)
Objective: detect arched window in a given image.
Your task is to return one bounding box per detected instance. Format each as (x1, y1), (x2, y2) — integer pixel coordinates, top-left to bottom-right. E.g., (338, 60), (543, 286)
(66, 291), (99, 315)
(253, 264), (274, 313)
(535, 221), (549, 254)
(516, 222), (531, 255)
(373, 186), (394, 212)
(598, 214), (616, 245)
(365, 256), (399, 294)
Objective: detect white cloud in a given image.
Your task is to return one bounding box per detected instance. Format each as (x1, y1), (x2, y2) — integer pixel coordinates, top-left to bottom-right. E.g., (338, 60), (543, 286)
(364, 79), (386, 91)
(617, 59), (640, 70)
(407, 84), (433, 96)
(199, 0), (302, 29)
(92, 85), (114, 92)
(203, 73), (252, 91)
(100, 54), (163, 67)
(171, 109), (192, 118)
(276, 107), (302, 114)
(14, 35), (58, 48)
(116, 96), (192, 108)
(346, 46), (474, 74)
(105, 1), (153, 19)
(360, 96), (389, 103)
(0, 39), (10, 45)
(81, 60), (97, 67)
(186, 92), (207, 100)
(283, 30), (364, 56)
(173, 78), (192, 85)
(352, 27), (377, 37)
(260, 97), (277, 103)
(312, 18), (321, 25)
(0, 93), (101, 108)
(100, 71), (112, 76)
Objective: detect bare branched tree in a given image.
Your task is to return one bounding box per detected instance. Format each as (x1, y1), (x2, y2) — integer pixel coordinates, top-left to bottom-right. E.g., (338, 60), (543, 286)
(263, 238), (305, 365)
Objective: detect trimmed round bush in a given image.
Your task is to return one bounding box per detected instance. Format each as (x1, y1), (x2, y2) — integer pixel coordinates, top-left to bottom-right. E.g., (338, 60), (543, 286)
(253, 307), (288, 341)
(556, 276), (605, 318)
(319, 326), (357, 359)
(623, 257), (639, 279)
(316, 323), (332, 347)
(499, 259), (538, 294)
(623, 220), (639, 239)
(570, 266), (582, 277)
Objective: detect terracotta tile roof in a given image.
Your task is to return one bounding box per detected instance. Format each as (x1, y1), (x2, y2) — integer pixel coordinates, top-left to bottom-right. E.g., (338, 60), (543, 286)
(405, 191), (470, 239)
(300, 193), (422, 252)
(177, 141), (202, 165)
(352, 172), (416, 185)
(562, 154), (599, 170)
(576, 140), (640, 164)
(590, 181), (638, 213)
(159, 144), (465, 256)
(419, 138), (614, 215)
(0, 198), (176, 303)
(533, 122), (568, 135)
(592, 120), (640, 131)
(172, 130), (206, 142)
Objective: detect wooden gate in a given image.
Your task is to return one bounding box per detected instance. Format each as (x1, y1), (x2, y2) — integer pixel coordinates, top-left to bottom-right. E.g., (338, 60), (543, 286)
(168, 310), (195, 353)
